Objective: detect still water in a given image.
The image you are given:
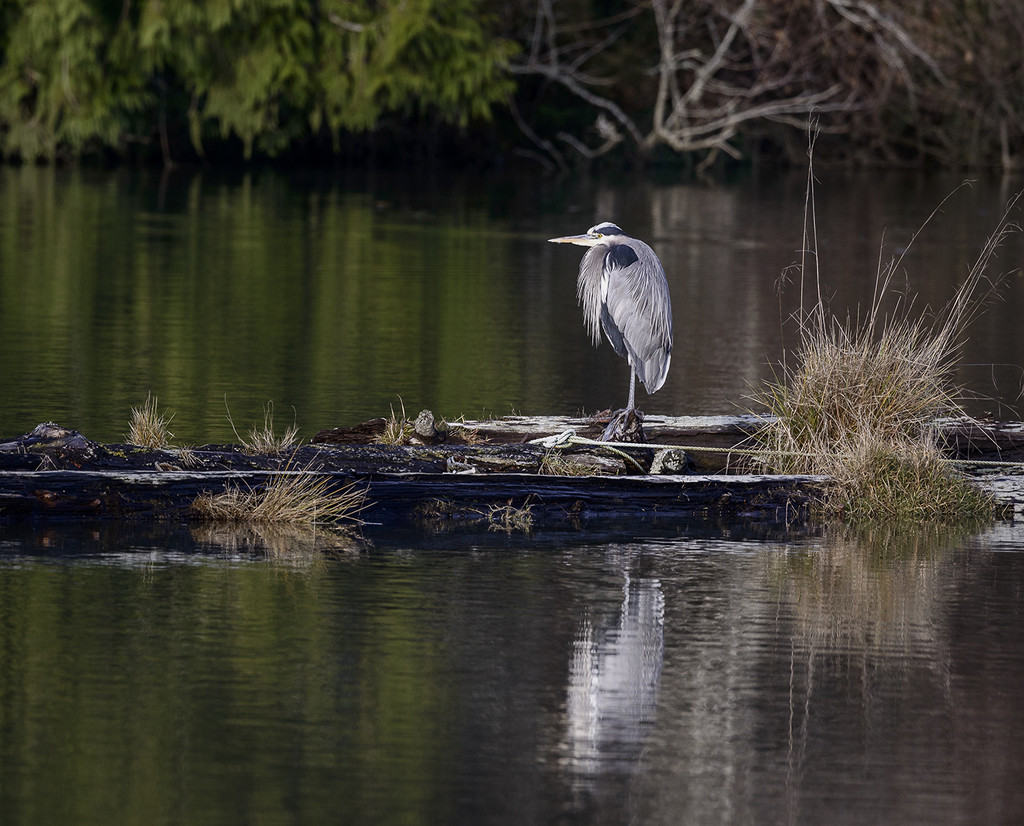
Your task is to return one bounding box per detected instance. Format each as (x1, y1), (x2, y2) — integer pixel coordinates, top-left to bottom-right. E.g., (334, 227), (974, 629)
(2, 521), (1024, 824)
(2, 166), (1024, 824)
(2, 165), (1024, 442)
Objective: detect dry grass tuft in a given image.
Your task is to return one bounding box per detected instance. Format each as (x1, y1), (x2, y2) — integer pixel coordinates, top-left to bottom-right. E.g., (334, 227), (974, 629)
(412, 497), (536, 533)
(751, 133), (1018, 522)
(224, 398), (299, 456)
(376, 398), (414, 445)
(538, 450), (603, 476)
(192, 467), (368, 527)
(173, 445), (203, 468)
(447, 415), (484, 445)
(126, 392), (175, 448)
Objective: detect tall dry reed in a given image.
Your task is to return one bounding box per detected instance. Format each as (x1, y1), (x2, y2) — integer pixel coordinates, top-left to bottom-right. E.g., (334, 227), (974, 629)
(752, 134), (1019, 520)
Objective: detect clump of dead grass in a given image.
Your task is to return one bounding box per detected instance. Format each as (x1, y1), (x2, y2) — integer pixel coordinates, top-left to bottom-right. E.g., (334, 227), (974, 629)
(376, 398), (414, 445)
(192, 467), (368, 527)
(538, 450), (603, 476)
(754, 301), (1004, 520)
(125, 392), (175, 448)
(225, 398), (299, 456)
(447, 415), (483, 445)
(751, 137), (1019, 522)
(173, 444), (203, 468)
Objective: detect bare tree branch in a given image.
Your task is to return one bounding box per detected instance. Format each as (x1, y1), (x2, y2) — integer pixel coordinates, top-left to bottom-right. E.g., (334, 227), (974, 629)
(508, 62), (646, 146)
(510, 0), (990, 168)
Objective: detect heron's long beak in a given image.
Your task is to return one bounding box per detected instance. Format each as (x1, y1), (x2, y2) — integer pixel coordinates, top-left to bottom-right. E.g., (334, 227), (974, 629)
(547, 233), (602, 246)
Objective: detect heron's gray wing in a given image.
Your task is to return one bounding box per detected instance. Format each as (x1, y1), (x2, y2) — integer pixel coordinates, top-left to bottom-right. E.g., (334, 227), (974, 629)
(601, 241), (673, 392)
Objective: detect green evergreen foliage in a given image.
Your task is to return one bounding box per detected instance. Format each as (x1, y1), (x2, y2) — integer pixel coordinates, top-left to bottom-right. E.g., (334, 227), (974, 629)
(0, 0), (516, 161)
(0, 0), (149, 159)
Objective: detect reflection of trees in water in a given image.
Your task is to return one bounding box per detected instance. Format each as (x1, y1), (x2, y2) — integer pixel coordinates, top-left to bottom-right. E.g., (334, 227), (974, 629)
(563, 567), (665, 783)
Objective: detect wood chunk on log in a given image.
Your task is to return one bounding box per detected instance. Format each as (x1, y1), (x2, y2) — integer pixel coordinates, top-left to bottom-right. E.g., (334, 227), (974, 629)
(410, 409), (448, 444)
(0, 422), (102, 470)
(651, 449), (694, 474)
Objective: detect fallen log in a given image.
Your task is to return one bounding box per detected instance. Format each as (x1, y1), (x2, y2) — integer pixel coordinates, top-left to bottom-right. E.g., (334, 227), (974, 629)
(314, 412), (1024, 470)
(0, 467), (825, 527)
(0, 419), (809, 527)
(313, 412), (760, 473)
(2, 415), (1024, 529)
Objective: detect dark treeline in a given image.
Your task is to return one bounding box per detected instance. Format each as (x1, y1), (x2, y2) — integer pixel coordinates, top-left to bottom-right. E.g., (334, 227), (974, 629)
(1, 0), (1022, 170)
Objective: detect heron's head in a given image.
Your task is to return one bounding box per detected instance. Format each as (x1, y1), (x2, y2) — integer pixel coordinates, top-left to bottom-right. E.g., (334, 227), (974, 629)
(547, 222), (624, 247)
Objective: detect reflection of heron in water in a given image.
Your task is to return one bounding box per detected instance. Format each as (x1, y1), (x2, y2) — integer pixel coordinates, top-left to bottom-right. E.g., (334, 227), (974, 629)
(549, 223), (673, 441)
(565, 570), (665, 776)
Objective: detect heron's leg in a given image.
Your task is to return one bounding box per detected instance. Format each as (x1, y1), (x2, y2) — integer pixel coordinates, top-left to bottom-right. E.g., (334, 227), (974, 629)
(603, 371), (643, 442)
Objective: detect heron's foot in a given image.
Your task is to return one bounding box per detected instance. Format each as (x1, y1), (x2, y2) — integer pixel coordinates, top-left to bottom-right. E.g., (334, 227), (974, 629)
(601, 407), (647, 443)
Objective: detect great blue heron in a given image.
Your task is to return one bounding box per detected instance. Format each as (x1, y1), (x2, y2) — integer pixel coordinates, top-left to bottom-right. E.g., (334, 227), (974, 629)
(548, 222), (673, 437)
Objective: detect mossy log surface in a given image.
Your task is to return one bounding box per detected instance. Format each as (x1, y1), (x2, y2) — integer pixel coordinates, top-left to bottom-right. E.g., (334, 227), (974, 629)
(1, 415), (1023, 527)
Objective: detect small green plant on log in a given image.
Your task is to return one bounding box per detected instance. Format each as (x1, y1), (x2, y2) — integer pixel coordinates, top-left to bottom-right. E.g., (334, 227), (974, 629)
(125, 393), (174, 448)
(192, 468), (368, 527)
(751, 140), (1019, 521)
(822, 436), (998, 521)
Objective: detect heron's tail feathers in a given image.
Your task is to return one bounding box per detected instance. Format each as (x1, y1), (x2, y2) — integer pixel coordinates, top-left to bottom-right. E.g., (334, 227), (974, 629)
(634, 349), (671, 394)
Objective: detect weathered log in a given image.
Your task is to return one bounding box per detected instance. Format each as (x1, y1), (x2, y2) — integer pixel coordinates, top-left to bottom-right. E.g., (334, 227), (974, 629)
(0, 436), (626, 477)
(0, 467), (827, 527)
(0, 419), (811, 527)
(4, 415), (1024, 528)
(314, 412), (1024, 471)
(313, 412), (760, 473)
(934, 418), (1024, 463)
